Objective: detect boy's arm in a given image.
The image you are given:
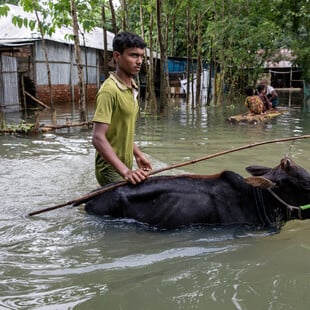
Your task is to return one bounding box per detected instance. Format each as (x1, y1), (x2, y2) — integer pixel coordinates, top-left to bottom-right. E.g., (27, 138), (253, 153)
(92, 122), (149, 184)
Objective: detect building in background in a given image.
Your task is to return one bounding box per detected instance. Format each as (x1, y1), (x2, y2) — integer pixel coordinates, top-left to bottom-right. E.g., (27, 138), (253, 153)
(0, 4), (114, 113)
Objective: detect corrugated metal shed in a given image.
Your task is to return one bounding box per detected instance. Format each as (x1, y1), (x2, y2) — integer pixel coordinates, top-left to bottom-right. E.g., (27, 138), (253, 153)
(0, 55), (19, 112)
(0, 4), (114, 50)
(0, 4), (158, 111)
(0, 4), (117, 110)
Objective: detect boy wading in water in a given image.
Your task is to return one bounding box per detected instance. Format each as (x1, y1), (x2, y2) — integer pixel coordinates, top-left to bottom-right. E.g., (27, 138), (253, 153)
(92, 32), (152, 186)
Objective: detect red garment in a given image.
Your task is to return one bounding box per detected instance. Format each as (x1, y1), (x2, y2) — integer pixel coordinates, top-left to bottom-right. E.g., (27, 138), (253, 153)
(258, 94), (272, 112)
(244, 96), (264, 114)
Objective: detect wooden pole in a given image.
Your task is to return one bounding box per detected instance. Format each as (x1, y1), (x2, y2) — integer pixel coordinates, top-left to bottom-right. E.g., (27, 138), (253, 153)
(147, 135), (310, 176)
(21, 75), (27, 110)
(24, 91), (50, 110)
(28, 135), (310, 217)
(289, 68), (293, 107)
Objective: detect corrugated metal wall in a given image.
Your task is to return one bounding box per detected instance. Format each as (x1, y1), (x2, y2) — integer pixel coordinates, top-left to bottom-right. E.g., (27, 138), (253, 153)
(0, 55), (20, 112)
(35, 41), (97, 85)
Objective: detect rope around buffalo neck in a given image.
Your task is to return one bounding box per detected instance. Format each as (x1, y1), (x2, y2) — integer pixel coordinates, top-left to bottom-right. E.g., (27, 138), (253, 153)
(267, 188), (303, 220)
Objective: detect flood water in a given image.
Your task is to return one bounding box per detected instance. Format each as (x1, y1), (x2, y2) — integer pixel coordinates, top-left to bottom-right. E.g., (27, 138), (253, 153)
(0, 92), (309, 309)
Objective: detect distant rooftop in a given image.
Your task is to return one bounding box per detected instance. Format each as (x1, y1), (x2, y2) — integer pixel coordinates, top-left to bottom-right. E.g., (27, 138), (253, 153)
(265, 49), (296, 68)
(0, 4), (114, 50)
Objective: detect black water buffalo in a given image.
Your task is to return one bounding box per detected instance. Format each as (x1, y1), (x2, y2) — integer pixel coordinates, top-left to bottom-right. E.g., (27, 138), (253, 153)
(79, 158), (310, 229)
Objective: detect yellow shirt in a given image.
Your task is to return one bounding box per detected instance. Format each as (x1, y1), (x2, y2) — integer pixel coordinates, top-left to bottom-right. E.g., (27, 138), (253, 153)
(93, 72), (139, 185)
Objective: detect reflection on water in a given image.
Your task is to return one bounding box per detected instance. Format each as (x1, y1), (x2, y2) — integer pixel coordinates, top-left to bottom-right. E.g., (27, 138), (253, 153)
(137, 93), (309, 176)
(0, 92), (309, 309)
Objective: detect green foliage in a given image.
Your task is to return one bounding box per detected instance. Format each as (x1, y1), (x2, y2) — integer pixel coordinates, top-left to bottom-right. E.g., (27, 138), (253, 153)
(0, 4), (9, 16)
(0, 0), (18, 5)
(124, 0), (309, 97)
(276, 0), (310, 81)
(7, 0), (103, 40)
(3, 0), (309, 99)
(49, 0), (102, 32)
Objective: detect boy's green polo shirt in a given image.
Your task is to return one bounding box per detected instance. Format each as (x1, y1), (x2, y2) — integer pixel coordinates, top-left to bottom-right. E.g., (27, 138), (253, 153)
(93, 72), (139, 186)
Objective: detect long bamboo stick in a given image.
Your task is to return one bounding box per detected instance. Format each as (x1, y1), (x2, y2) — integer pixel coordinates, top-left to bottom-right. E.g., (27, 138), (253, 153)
(28, 135), (310, 217)
(147, 135), (310, 176)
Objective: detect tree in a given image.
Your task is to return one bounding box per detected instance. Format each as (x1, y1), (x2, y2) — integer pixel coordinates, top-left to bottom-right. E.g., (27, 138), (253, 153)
(101, 3), (109, 79)
(4, 0), (309, 112)
(120, 0), (128, 31)
(273, 0), (310, 81)
(13, 0), (57, 122)
(140, 0), (157, 113)
(108, 0), (118, 33)
(50, 0), (100, 122)
(156, 0), (170, 111)
(69, 0), (87, 122)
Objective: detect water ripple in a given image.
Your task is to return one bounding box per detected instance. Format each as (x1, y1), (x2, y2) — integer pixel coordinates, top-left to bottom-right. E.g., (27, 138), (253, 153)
(30, 246), (234, 276)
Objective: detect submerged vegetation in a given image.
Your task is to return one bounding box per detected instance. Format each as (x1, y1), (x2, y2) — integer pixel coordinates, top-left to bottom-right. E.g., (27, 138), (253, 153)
(0, 120), (37, 134)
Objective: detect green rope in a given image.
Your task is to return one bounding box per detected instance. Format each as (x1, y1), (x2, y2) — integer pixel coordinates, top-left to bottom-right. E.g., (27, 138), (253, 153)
(300, 204), (310, 210)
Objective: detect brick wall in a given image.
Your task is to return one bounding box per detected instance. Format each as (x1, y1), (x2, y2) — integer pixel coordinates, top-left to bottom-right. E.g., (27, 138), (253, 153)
(36, 84), (98, 105)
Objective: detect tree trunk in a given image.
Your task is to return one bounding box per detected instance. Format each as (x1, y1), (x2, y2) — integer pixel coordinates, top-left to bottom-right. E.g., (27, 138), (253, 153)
(108, 0), (118, 34)
(195, 14), (202, 106)
(185, 3), (191, 106)
(120, 0), (128, 31)
(146, 12), (157, 114)
(139, 0), (145, 38)
(206, 35), (214, 106)
(70, 0), (87, 122)
(170, 15), (175, 56)
(34, 9), (56, 124)
(156, 0), (170, 112)
(101, 5), (109, 79)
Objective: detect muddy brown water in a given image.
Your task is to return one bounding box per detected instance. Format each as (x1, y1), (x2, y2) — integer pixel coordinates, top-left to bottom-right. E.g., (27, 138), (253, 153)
(0, 92), (309, 309)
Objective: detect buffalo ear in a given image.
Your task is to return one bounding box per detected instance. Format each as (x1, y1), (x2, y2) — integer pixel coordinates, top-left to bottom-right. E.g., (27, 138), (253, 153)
(246, 165), (272, 176)
(244, 176), (275, 189)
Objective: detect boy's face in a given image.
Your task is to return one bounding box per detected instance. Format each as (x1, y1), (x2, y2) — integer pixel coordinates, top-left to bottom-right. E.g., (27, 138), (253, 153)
(113, 47), (145, 77)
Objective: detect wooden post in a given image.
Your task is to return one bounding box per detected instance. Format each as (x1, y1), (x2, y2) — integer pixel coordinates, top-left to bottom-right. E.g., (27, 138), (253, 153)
(21, 74), (27, 110)
(289, 68), (293, 107)
(70, 45), (75, 112)
(24, 91), (50, 109)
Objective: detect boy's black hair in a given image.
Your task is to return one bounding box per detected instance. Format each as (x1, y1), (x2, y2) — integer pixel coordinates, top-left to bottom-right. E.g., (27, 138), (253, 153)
(113, 31), (146, 54)
(245, 87), (254, 96)
(257, 84), (265, 93)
